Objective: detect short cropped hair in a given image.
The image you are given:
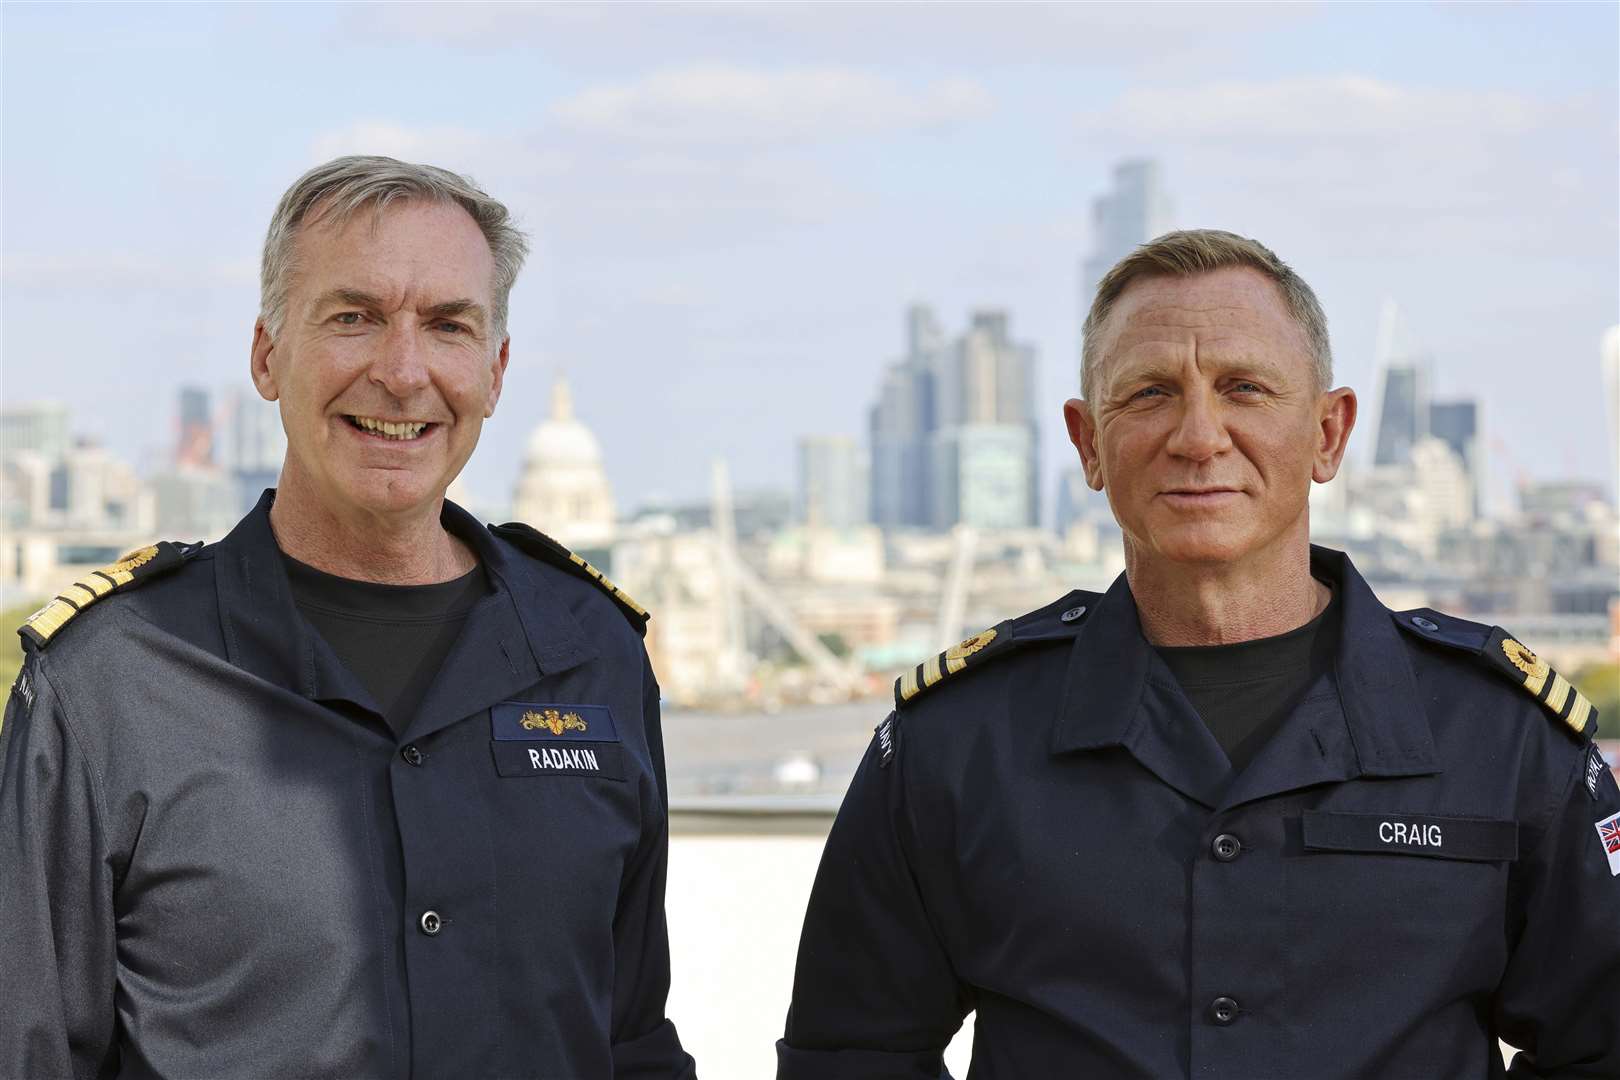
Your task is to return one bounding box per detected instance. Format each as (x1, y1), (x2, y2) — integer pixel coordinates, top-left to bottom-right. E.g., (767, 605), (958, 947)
(259, 155), (530, 341)
(1081, 229), (1331, 400)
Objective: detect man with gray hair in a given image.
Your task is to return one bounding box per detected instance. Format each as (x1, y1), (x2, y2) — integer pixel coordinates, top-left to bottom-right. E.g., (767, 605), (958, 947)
(779, 229), (1618, 1077)
(0, 156), (697, 1078)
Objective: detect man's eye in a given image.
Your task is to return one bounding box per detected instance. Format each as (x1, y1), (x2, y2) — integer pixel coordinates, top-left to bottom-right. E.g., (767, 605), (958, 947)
(334, 312), (364, 326)
(1131, 386), (1166, 400)
(1232, 382), (1264, 394)
(433, 321), (467, 334)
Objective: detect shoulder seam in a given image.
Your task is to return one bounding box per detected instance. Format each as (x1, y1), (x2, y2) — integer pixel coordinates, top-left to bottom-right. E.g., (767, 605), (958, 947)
(490, 522), (650, 635)
(18, 541), (197, 650)
(23, 658), (116, 883)
(1398, 611), (1598, 742)
(895, 606), (1087, 709)
(1525, 739), (1589, 867)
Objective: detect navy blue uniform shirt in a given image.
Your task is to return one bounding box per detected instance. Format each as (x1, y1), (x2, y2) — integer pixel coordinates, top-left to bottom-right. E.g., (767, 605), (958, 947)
(779, 547), (1620, 1079)
(0, 491), (696, 1080)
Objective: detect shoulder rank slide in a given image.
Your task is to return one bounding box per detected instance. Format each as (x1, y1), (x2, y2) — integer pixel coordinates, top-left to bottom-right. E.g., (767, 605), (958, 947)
(1483, 626), (1597, 739)
(1396, 608), (1599, 739)
(19, 541), (193, 650)
(490, 521), (650, 634)
(896, 623), (1012, 708)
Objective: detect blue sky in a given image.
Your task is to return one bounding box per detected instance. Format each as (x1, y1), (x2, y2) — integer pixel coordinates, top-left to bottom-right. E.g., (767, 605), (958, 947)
(3, 2), (1616, 516)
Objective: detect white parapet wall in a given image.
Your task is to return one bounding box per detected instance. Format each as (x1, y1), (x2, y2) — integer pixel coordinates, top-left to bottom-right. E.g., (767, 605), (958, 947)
(666, 803), (975, 1080)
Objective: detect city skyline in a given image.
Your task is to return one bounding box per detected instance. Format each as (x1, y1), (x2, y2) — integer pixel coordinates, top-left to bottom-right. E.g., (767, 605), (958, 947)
(2, 4), (1616, 516)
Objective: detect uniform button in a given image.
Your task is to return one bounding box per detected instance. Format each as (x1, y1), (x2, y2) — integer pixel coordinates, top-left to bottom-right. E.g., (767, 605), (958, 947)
(1411, 616), (1439, 632)
(419, 910), (442, 936)
(1209, 996), (1241, 1026)
(1211, 834), (1243, 862)
(401, 744), (424, 767)
(1060, 605), (1088, 623)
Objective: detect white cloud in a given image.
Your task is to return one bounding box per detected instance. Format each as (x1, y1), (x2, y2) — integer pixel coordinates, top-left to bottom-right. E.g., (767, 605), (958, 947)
(300, 117), (869, 260)
(550, 66), (992, 143)
(363, 2), (1307, 69)
(1067, 74), (1615, 259)
(309, 122), (572, 179)
(1079, 76), (1539, 141)
(1, 253), (258, 291)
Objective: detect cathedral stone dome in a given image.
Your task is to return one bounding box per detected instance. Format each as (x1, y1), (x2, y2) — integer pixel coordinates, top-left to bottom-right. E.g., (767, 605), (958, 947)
(512, 375), (616, 548)
(524, 378), (604, 468)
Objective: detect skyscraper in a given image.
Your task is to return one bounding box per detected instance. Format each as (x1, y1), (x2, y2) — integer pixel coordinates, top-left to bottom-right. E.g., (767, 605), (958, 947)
(1604, 325), (1619, 502)
(868, 305), (1040, 531)
(930, 425), (1034, 531)
(0, 401), (70, 460)
(1079, 159), (1174, 356)
(868, 304), (941, 529)
(1373, 360), (1430, 468)
(1429, 399), (1482, 517)
(796, 436), (868, 529)
(176, 386), (214, 467)
(930, 309), (1039, 529)
(225, 390), (286, 511)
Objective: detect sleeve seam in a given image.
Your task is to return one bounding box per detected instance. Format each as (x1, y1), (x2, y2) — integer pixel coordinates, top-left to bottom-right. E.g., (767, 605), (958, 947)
(27, 655), (120, 1048)
(32, 658), (116, 870)
(1521, 737), (1585, 865)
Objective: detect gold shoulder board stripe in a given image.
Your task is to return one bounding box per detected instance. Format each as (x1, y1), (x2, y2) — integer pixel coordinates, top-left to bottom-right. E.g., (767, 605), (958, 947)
(1491, 630), (1598, 738)
(489, 522), (650, 632)
(895, 625), (1004, 707)
(19, 542), (189, 650)
(566, 552), (648, 619)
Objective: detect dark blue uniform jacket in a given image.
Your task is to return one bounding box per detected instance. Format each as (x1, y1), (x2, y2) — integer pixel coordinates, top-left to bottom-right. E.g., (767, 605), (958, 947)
(0, 493), (696, 1080)
(779, 547), (1619, 1079)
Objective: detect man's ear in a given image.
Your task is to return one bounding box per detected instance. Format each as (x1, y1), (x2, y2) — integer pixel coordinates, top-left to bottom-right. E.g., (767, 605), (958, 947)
(250, 320), (279, 402)
(1312, 386), (1357, 483)
(1064, 398), (1105, 491)
(484, 336), (510, 418)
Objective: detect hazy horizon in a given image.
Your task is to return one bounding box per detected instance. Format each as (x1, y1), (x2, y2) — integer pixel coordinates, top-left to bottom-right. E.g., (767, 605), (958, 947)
(4, 3), (1616, 520)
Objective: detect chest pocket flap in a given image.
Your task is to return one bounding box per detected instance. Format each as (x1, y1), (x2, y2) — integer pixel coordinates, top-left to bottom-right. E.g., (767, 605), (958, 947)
(1302, 810), (1518, 863)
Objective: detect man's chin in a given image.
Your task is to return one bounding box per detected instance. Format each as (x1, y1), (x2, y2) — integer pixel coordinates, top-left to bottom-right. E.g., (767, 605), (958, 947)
(335, 470), (446, 519)
(1142, 526), (1260, 567)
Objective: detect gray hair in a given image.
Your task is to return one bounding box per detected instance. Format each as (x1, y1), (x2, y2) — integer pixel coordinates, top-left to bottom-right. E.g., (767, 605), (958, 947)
(1081, 229), (1331, 400)
(259, 155), (530, 341)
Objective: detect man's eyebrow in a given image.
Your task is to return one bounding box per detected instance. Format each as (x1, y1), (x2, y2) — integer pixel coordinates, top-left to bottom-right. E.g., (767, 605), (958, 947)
(309, 290), (487, 329)
(1110, 349), (1289, 386)
(1104, 360), (1180, 392)
(312, 287), (387, 311)
(421, 299), (487, 327)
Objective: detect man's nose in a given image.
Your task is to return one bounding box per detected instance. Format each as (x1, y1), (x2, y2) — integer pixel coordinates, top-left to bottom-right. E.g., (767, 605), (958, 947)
(368, 321), (431, 399)
(1165, 389), (1232, 461)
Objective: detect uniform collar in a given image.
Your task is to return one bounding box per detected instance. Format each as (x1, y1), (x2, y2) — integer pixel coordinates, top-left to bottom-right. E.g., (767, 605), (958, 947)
(213, 490), (596, 735)
(1306, 545), (1439, 778)
(1049, 545), (1439, 807)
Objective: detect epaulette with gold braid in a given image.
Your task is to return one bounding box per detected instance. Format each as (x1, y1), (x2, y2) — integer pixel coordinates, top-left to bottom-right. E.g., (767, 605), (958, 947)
(895, 623), (1013, 708)
(1395, 608), (1598, 740)
(489, 521), (650, 635)
(18, 541), (195, 650)
(894, 592), (1098, 709)
(1482, 627), (1597, 739)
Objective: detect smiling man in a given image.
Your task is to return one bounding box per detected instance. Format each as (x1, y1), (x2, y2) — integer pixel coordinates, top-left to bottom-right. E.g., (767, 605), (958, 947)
(779, 230), (1619, 1078)
(0, 157), (696, 1079)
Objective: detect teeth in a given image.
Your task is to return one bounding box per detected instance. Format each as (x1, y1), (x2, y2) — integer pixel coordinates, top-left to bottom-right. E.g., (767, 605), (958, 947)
(352, 416), (427, 440)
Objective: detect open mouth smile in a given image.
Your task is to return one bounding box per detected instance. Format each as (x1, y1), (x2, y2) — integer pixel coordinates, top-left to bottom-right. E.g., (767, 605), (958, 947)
(344, 415), (435, 441)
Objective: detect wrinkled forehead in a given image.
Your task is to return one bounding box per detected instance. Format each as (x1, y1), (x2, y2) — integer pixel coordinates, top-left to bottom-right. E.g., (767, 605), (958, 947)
(1094, 267), (1311, 386)
(293, 197), (495, 297)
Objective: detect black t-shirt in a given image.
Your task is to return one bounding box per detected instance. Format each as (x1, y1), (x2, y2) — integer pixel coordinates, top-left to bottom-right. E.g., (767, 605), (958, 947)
(1154, 586), (1340, 774)
(282, 553), (489, 738)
